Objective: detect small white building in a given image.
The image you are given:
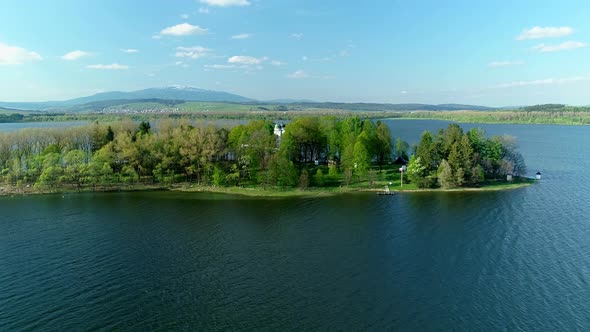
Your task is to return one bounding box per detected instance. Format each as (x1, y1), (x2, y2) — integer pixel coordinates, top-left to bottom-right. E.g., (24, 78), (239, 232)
(535, 172), (541, 180)
(274, 123), (285, 137)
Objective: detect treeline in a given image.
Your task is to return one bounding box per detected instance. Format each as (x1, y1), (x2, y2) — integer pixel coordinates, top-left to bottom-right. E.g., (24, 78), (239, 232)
(401, 110), (590, 125)
(521, 104), (567, 112)
(19, 110), (398, 124)
(0, 114), (24, 123)
(407, 124), (526, 189)
(0, 117), (408, 191)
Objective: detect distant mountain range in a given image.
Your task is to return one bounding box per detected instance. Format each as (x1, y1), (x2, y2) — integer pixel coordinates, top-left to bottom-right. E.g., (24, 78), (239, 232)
(0, 86), (254, 111)
(0, 86), (498, 112)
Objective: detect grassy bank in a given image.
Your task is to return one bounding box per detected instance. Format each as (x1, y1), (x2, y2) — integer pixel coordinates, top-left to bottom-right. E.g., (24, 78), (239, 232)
(0, 176), (535, 198)
(175, 179), (534, 197)
(391, 177), (535, 193)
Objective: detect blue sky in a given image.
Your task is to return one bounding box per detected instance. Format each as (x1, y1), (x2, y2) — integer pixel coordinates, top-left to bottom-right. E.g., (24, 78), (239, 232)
(1, 0), (590, 106)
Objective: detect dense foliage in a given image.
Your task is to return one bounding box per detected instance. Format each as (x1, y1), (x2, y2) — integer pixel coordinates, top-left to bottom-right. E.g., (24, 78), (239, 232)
(0, 117), (402, 192)
(406, 124), (526, 189)
(0, 114), (24, 123)
(400, 106), (590, 125)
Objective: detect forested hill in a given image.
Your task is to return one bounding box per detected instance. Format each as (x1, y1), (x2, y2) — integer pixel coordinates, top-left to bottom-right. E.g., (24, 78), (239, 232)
(0, 86), (254, 111)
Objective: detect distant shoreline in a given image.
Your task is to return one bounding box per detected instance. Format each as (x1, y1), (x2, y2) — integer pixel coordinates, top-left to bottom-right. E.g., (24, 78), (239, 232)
(390, 111), (590, 126)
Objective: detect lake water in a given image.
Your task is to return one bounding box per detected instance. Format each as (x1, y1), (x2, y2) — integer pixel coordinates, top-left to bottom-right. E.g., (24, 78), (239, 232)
(0, 121), (88, 132)
(1, 120), (590, 330)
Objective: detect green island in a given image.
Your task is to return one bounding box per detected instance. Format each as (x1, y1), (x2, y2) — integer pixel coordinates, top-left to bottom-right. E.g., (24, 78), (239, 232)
(0, 115), (533, 197)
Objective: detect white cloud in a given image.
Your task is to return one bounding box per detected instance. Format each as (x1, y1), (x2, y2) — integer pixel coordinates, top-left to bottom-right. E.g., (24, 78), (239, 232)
(200, 0), (250, 6)
(86, 63), (128, 70)
(488, 61), (524, 68)
(158, 23), (208, 37)
(0, 42), (42, 65)
(531, 41), (588, 52)
(287, 69), (309, 79)
(231, 33), (252, 39)
(291, 33), (304, 39)
(400, 90), (408, 94)
(61, 50), (89, 61)
(199, 7), (210, 14)
(175, 46), (210, 59)
(300, 56), (333, 62)
(493, 76), (590, 88)
(228, 55), (263, 65)
(121, 48), (139, 53)
(210, 56), (280, 71)
(205, 64), (236, 69)
(181, 14), (189, 19)
(517, 26), (573, 40)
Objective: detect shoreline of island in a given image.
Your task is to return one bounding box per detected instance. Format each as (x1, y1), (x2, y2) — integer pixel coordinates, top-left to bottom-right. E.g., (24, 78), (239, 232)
(0, 177), (535, 199)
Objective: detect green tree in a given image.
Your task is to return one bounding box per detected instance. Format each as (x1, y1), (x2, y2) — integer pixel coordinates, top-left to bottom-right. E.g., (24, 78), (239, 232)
(298, 169), (310, 190)
(138, 121), (151, 136)
(498, 135), (527, 176)
(105, 126), (115, 142)
(63, 149), (87, 189)
(314, 169), (325, 186)
(36, 152), (63, 190)
(228, 120), (276, 174)
(407, 155), (434, 188)
(375, 121), (393, 168)
(343, 168), (353, 186)
(470, 164), (484, 186)
(226, 164), (241, 186)
(437, 159), (454, 189)
(212, 167), (225, 187)
(320, 117), (341, 161)
(447, 142), (464, 185)
(266, 154), (298, 188)
(415, 131), (437, 171)
(282, 117), (326, 163)
(353, 140), (370, 179)
(394, 138), (410, 160)
(441, 124), (463, 156)
(121, 165), (139, 185)
(328, 164), (338, 177)
(339, 116), (363, 170)
(100, 162), (114, 186)
(359, 120), (378, 158)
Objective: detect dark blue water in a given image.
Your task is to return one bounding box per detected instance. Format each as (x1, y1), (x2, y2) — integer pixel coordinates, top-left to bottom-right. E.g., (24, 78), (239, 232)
(1, 120), (589, 330)
(0, 121), (88, 132)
